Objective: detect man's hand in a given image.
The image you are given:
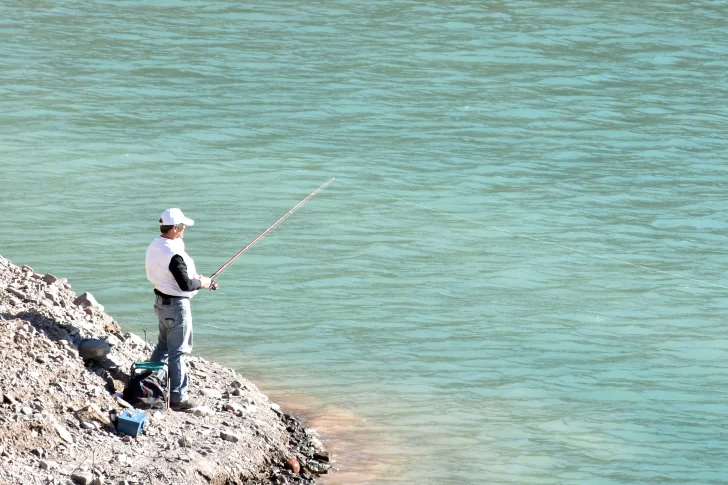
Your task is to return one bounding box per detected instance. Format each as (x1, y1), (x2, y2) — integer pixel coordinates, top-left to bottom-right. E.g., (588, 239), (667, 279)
(199, 276), (220, 291)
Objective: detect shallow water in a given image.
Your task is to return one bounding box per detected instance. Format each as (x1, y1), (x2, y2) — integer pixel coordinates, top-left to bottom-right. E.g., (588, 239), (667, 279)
(2, 1), (728, 484)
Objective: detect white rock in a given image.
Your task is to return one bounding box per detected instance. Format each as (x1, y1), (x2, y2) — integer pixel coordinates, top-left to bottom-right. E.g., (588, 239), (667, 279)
(201, 388), (222, 399)
(192, 406), (215, 417)
(54, 423), (74, 444)
(105, 334), (121, 347)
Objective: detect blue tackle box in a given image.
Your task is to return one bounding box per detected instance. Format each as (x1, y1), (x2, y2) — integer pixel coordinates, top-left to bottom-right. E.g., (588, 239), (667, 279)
(117, 409), (147, 437)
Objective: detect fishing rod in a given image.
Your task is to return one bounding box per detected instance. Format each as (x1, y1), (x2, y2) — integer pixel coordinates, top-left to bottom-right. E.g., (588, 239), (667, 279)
(208, 177), (335, 290)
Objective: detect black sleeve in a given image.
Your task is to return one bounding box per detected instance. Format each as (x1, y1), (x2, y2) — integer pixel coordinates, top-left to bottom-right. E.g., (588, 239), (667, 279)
(169, 255), (202, 292)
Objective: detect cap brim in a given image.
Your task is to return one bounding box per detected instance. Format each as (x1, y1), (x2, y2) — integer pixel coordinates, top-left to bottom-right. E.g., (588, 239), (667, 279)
(182, 217), (195, 226)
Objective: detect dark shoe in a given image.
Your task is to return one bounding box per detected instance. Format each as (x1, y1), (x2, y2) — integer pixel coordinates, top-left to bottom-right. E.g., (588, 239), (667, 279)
(170, 398), (198, 411)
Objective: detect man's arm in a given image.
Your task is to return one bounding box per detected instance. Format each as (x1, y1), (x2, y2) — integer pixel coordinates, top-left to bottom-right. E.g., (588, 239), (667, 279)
(169, 255), (202, 292)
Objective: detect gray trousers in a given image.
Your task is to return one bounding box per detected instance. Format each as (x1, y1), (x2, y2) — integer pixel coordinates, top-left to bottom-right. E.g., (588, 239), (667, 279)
(150, 294), (193, 404)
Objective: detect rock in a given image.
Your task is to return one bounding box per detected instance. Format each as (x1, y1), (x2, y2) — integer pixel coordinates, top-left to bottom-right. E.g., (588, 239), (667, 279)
(220, 431), (240, 443)
(78, 339), (111, 359)
(71, 471), (94, 485)
(104, 320), (121, 334)
(115, 397), (132, 409)
(73, 292), (99, 309)
(0, 255), (335, 484)
(123, 332), (147, 348)
(105, 334), (122, 347)
(54, 423), (74, 444)
(7, 288), (26, 300)
(224, 402), (244, 414)
(39, 460), (58, 470)
(285, 457), (301, 474)
(313, 450), (331, 462)
(192, 406), (215, 417)
(306, 461), (332, 474)
(201, 388), (222, 399)
(86, 404), (111, 425)
(42, 274), (58, 284)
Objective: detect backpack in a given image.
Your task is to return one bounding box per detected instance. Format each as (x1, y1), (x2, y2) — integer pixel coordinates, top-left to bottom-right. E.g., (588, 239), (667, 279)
(122, 367), (168, 410)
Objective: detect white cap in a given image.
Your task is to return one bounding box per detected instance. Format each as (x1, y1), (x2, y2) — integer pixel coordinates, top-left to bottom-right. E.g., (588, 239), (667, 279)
(160, 208), (195, 226)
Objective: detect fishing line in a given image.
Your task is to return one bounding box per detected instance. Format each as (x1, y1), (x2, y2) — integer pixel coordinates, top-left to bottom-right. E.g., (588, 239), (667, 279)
(336, 179), (727, 290)
(209, 177), (335, 285)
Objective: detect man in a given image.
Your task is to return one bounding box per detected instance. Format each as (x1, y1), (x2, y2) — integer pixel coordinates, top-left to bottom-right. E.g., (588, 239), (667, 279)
(145, 208), (218, 410)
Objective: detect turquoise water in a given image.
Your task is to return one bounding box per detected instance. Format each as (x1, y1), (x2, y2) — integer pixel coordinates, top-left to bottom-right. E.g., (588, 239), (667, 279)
(2, 1), (728, 483)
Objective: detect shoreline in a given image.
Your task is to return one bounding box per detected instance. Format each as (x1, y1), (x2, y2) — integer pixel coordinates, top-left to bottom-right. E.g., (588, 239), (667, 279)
(257, 388), (406, 485)
(0, 254), (335, 484)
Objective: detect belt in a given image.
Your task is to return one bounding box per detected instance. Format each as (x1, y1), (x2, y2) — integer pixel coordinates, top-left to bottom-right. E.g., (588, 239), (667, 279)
(155, 291), (189, 305)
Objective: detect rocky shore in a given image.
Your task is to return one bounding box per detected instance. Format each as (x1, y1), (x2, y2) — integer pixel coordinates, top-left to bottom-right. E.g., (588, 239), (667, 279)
(0, 255), (335, 485)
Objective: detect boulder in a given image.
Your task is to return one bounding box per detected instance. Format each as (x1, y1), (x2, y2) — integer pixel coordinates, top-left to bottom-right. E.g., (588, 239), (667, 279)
(73, 292), (101, 311)
(42, 274), (58, 284)
(78, 339), (111, 360)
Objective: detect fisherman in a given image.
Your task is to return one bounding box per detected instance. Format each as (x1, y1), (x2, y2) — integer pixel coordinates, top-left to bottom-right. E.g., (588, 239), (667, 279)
(145, 208), (218, 410)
